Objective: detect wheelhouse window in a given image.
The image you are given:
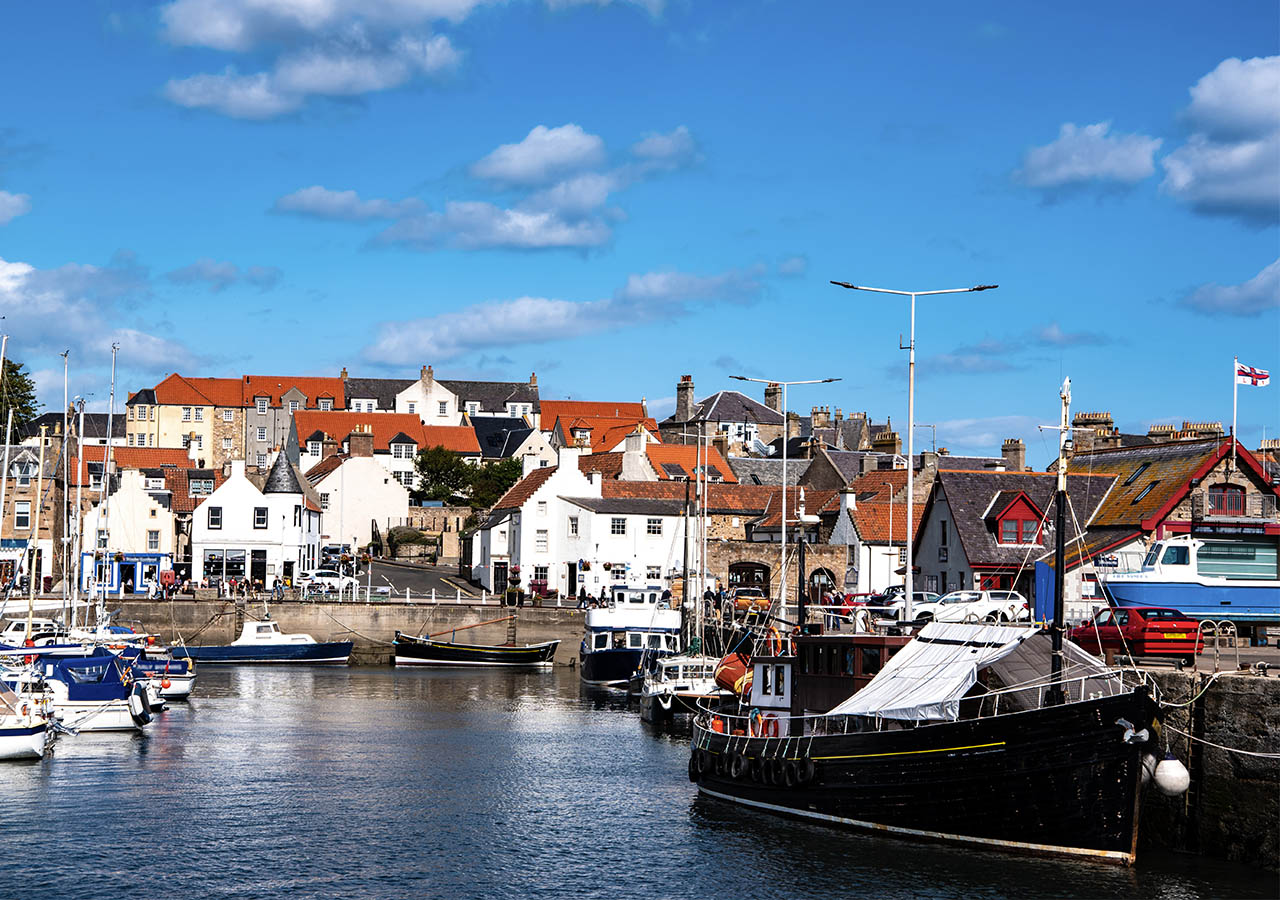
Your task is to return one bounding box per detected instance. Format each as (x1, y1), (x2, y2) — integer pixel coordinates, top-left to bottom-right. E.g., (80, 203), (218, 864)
(1161, 544), (1190, 566)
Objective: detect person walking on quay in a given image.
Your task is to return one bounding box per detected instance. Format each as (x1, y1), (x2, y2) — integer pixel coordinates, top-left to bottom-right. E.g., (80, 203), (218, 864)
(577, 586), (588, 609)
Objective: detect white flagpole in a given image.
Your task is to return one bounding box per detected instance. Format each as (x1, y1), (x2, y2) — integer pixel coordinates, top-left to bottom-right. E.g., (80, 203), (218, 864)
(1232, 355), (1239, 474)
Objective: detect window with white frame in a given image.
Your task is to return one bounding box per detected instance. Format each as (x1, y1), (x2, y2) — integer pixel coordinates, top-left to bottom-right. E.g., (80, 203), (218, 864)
(137, 404), (148, 419)
(96, 528), (107, 549)
(147, 477), (164, 489)
(467, 402), (478, 416)
(147, 530), (160, 551)
(182, 407), (192, 421)
(127, 434), (134, 446)
(536, 529), (548, 552)
(148, 433), (154, 446)
(256, 454), (267, 467)
(308, 441), (321, 455)
(222, 409), (233, 422)
(392, 443), (415, 459)
(537, 501), (547, 516)
(253, 507), (268, 529)
(13, 501), (30, 530)
(222, 437), (233, 450)
(437, 401), (448, 416)
(181, 434), (190, 449)
(190, 479), (213, 496)
(15, 462), (33, 486)
(646, 565), (661, 581)
(195, 434), (203, 450)
(320, 493), (329, 510)
(256, 427), (267, 442)
(194, 407), (203, 422)
(319, 399), (332, 411)
(611, 518), (626, 535)
(568, 516), (579, 536)
(288, 400), (299, 414)
(407, 402), (416, 414)
(533, 564), (548, 584)
(646, 518), (662, 535)
(256, 397), (268, 414)
(207, 506), (222, 529)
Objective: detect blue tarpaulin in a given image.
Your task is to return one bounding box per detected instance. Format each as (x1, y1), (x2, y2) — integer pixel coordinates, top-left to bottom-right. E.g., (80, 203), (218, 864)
(1034, 561), (1055, 625)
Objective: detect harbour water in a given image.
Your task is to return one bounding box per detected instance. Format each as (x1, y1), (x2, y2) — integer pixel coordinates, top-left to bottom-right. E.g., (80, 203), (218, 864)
(1, 667), (1273, 900)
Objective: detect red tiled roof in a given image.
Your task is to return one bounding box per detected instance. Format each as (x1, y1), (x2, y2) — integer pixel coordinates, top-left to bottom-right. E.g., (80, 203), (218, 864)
(294, 412), (427, 452)
(304, 454), (346, 484)
(163, 467), (227, 514)
(752, 488), (840, 527)
(421, 425), (481, 455)
(493, 465), (557, 510)
(242, 375), (346, 409)
(71, 446), (195, 483)
(600, 481), (778, 514)
(846, 468), (908, 499)
(851, 500), (923, 543)
(556, 414), (659, 452)
(578, 452), (624, 479)
(149, 373), (243, 407)
(542, 400), (647, 422)
(644, 444), (738, 483)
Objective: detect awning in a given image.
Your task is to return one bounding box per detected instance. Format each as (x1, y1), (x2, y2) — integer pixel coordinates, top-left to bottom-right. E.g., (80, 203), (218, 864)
(826, 621), (1115, 722)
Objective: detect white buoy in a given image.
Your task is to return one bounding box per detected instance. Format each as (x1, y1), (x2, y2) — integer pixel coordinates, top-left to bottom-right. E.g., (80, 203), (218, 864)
(1141, 753), (1158, 786)
(1154, 753), (1190, 796)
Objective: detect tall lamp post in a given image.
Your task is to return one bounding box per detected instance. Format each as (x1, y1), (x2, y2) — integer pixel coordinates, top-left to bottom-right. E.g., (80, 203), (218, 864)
(882, 481), (896, 594)
(830, 280), (997, 623)
(730, 375), (840, 615)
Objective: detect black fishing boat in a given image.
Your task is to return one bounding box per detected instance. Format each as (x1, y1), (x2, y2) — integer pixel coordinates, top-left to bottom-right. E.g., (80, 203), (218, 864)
(393, 631), (559, 667)
(689, 378), (1167, 864)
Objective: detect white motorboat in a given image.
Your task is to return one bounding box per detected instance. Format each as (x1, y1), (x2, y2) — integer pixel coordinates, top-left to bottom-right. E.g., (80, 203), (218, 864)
(0, 681), (51, 760)
(4, 652), (152, 733)
(639, 654), (728, 721)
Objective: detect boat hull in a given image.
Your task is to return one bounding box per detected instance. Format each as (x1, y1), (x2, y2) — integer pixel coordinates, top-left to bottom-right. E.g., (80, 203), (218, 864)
(691, 690), (1156, 864)
(169, 641), (353, 664)
(52, 700), (142, 732)
(393, 633), (559, 667)
(1107, 579), (1279, 622)
(0, 722), (48, 760)
(579, 648), (643, 686)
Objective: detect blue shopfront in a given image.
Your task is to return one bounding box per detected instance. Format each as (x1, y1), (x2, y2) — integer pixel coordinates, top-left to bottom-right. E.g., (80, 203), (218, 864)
(79, 552), (173, 594)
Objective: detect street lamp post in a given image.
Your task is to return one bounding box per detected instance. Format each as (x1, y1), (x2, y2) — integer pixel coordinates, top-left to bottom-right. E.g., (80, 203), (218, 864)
(830, 280), (997, 623)
(882, 481), (895, 594)
(730, 375), (840, 617)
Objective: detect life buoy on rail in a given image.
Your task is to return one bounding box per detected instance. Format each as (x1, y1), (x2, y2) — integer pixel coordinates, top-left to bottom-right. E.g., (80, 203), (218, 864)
(766, 627), (783, 657)
(749, 708), (764, 737)
(761, 713), (780, 738)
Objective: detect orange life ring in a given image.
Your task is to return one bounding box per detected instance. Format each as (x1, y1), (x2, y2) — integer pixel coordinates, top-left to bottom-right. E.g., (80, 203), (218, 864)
(762, 713), (780, 737)
(161, 678), (172, 689)
(766, 627), (782, 657)
(749, 708), (765, 737)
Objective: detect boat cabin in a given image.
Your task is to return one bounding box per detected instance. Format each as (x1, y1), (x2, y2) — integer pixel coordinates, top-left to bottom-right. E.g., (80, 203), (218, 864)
(1140, 535), (1278, 582)
(230, 619), (315, 646)
(791, 633), (912, 718)
(0, 618), (63, 645)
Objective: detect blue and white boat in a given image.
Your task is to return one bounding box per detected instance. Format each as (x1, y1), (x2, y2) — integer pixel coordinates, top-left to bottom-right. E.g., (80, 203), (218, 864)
(1104, 535), (1279, 623)
(169, 617), (352, 664)
(3, 650), (153, 733)
(0, 680), (50, 760)
(579, 587), (681, 687)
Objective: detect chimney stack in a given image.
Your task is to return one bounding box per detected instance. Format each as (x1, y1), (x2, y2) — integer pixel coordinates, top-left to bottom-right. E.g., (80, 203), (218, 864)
(340, 366), (348, 380)
(811, 406), (830, 428)
(787, 411), (801, 439)
(872, 430), (902, 457)
(348, 429), (374, 458)
(675, 375), (695, 425)
(321, 435), (340, 460)
(529, 372), (537, 386)
(1001, 438), (1027, 472)
(764, 382), (781, 412)
(712, 431), (729, 461)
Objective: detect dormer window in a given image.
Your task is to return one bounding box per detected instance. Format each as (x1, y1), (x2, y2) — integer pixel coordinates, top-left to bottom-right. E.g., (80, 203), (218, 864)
(256, 397), (268, 414)
(392, 443), (416, 459)
(308, 440), (321, 456)
(467, 402), (479, 416)
(289, 400), (299, 414)
(319, 399), (333, 411)
(989, 491), (1043, 545)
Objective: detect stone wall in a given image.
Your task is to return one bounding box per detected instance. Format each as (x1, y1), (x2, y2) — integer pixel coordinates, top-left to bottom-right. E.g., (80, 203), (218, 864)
(1140, 670), (1278, 870)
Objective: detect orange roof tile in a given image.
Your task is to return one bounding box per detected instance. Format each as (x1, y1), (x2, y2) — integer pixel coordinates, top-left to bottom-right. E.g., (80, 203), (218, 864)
(242, 375), (346, 409)
(845, 468), (908, 500)
(600, 481), (778, 514)
(493, 465), (558, 510)
(294, 411), (426, 452)
(150, 373), (243, 407)
(421, 425), (481, 455)
(163, 467), (227, 514)
(644, 443), (738, 483)
(850, 501), (923, 543)
(542, 400), (647, 422)
(578, 452), (624, 479)
(556, 414), (659, 452)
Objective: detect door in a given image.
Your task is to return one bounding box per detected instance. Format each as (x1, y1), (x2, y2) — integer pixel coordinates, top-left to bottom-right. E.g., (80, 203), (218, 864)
(567, 562), (577, 597)
(251, 550), (268, 589)
(493, 562), (509, 594)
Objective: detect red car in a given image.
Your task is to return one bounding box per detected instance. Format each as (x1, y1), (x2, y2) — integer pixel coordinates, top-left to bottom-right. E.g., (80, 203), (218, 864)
(1068, 606), (1204, 663)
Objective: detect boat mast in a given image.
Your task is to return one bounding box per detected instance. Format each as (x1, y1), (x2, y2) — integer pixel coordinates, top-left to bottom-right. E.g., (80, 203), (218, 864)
(0, 333), (9, 603)
(73, 399), (85, 629)
(27, 425), (47, 637)
(1048, 377), (1071, 706)
(97, 343), (119, 625)
(61, 350), (69, 621)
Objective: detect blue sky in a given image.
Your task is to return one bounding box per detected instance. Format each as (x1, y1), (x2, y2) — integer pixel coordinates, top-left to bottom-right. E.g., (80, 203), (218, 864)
(1, 1), (1276, 465)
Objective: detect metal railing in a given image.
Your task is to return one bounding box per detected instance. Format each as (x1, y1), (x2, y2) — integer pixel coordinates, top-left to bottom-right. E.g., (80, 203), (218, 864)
(1191, 620), (1239, 673)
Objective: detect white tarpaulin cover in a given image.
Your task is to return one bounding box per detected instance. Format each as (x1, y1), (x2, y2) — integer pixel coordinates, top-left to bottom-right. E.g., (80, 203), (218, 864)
(826, 622), (1116, 722)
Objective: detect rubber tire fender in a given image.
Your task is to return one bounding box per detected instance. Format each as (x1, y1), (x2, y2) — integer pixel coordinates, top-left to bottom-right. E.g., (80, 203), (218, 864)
(729, 753), (749, 780)
(128, 684), (152, 727)
(750, 755), (765, 782)
(688, 754), (700, 783)
(798, 757), (816, 785)
(782, 761), (799, 788)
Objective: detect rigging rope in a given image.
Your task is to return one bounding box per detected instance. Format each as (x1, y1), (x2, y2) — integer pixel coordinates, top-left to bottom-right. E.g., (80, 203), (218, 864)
(1161, 722), (1280, 759)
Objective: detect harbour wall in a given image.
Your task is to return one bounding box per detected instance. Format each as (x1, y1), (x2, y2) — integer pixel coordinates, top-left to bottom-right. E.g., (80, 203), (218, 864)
(1139, 670), (1278, 871)
(110, 598), (585, 667)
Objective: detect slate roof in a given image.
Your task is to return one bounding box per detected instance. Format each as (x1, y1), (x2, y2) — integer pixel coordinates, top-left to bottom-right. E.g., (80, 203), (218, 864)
(440, 379), (539, 414)
(729, 457), (811, 485)
(263, 453), (306, 494)
(661, 390), (783, 426)
(17, 413), (124, 441)
(492, 466), (557, 511)
(472, 416), (533, 459)
(1067, 439), (1223, 529)
(560, 497), (686, 516)
(343, 377), (414, 409)
(764, 435), (811, 458)
(929, 469), (1115, 570)
(242, 375), (346, 408)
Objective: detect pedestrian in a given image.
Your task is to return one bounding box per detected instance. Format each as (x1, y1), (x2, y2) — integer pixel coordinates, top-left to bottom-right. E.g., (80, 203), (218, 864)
(577, 586), (588, 609)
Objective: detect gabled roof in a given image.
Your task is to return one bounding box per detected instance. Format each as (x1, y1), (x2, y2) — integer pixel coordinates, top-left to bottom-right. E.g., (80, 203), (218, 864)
(661, 390), (784, 426)
(17, 412), (124, 441)
(556, 414), (658, 452)
(144, 373), (244, 408)
(71, 447), (195, 482)
(343, 377), (414, 408)
(492, 465), (557, 511)
(982, 489), (1043, 523)
(472, 416), (533, 459)
(644, 443), (737, 482)
(850, 500), (923, 544)
(440, 379), (540, 414)
(304, 454), (346, 484)
(294, 411), (426, 452)
(421, 425), (481, 455)
(163, 467), (227, 514)
(927, 469), (1115, 569)
(561, 496), (685, 516)
(242, 375), (346, 409)
(729, 457), (811, 486)
(845, 468), (908, 500)
(541, 400), (645, 422)
(599, 480), (782, 515)
(578, 452), (624, 480)
(750, 488), (840, 528)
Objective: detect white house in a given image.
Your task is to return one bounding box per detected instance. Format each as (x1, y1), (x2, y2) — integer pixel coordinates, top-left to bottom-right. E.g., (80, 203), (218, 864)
(79, 469), (175, 594)
(191, 457), (321, 586)
(305, 450), (410, 551)
(827, 491), (915, 595)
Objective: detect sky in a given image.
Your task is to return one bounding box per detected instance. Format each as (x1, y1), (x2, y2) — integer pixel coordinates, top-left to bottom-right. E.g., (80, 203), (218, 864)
(0, 1), (1276, 466)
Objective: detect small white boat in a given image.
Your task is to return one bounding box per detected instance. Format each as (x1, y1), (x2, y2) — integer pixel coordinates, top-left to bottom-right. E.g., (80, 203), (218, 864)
(639, 654), (729, 721)
(6, 653), (152, 733)
(0, 681), (50, 760)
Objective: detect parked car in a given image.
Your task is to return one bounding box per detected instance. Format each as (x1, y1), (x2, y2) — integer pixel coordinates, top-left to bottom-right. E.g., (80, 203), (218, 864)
(1068, 606), (1204, 663)
(882, 592), (941, 619)
(910, 590), (1030, 624)
(730, 587), (769, 611)
(297, 569), (359, 593)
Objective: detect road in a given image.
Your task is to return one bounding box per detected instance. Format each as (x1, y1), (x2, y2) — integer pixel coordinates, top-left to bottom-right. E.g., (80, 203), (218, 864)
(363, 560), (479, 599)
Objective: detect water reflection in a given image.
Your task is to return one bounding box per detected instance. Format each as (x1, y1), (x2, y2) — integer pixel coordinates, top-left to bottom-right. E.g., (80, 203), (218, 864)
(0, 667), (1270, 900)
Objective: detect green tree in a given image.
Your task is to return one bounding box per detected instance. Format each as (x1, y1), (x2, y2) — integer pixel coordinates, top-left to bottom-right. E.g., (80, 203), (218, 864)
(414, 445), (472, 502)
(0, 358), (39, 432)
(468, 456), (523, 510)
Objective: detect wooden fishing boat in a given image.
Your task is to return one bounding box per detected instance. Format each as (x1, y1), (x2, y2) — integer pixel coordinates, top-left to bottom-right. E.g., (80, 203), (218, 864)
(394, 616), (559, 667)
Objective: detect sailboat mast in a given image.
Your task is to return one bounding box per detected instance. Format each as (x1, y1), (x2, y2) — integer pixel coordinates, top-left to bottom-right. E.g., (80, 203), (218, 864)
(27, 425), (47, 636)
(1048, 377), (1071, 706)
(73, 400), (85, 628)
(61, 351), (69, 619)
(98, 343), (118, 620)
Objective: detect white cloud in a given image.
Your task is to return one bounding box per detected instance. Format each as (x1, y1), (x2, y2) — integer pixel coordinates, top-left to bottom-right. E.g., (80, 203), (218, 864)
(935, 415), (1042, 457)
(1035, 322), (1111, 347)
(1161, 56), (1280, 226)
(164, 68), (301, 119)
(376, 201), (614, 250)
(777, 255), (807, 277)
(0, 253), (192, 369)
(545, 0), (665, 15)
(1016, 122), (1161, 189)
(521, 172), (618, 216)
(362, 265), (762, 363)
(1183, 55), (1280, 141)
(273, 185), (424, 220)
(0, 190), (31, 225)
(160, 0), (484, 51)
(470, 124), (606, 185)
(1180, 258), (1280, 317)
(630, 125), (697, 169)
(166, 258), (282, 292)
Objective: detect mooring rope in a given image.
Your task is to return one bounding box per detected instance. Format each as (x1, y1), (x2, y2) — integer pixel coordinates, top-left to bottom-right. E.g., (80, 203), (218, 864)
(1161, 723), (1280, 759)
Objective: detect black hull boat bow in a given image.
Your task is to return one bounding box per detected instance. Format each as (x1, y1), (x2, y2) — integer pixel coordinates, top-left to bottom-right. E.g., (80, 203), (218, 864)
(689, 622), (1160, 864)
(393, 631), (559, 667)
